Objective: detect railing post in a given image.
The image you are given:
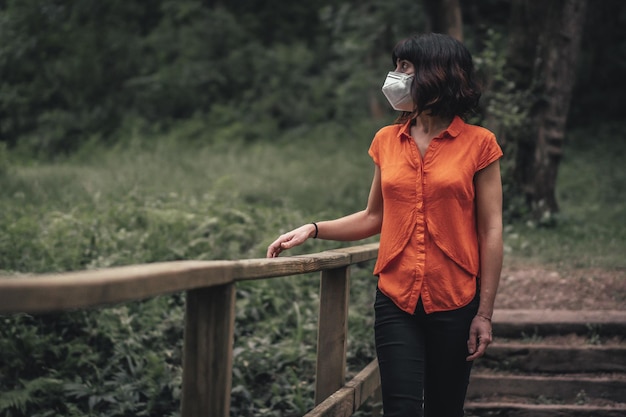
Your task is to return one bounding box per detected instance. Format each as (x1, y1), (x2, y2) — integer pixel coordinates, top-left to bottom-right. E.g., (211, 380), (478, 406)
(315, 266), (350, 405)
(181, 283), (236, 417)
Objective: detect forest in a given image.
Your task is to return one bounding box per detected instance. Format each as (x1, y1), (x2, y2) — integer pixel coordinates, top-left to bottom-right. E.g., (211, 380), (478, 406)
(0, 0), (625, 416)
(1, 0), (624, 218)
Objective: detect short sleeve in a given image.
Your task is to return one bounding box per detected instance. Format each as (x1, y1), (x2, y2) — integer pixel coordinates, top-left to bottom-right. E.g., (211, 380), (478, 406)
(476, 133), (503, 172)
(368, 134), (381, 166)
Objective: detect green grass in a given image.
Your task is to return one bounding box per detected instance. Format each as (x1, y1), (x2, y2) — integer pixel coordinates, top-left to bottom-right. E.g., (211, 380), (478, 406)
(503, 122), (626, 269)
(0, 120), (382, 274)
(3, 118), (622, 273)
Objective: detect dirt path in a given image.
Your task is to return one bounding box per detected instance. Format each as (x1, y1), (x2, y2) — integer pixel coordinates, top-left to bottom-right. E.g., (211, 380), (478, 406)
(498, 263), (626, 310)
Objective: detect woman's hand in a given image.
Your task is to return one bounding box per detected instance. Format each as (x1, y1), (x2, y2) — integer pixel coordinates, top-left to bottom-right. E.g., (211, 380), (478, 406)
(466, 314), (493, 361)
(266, 224), (316, 258)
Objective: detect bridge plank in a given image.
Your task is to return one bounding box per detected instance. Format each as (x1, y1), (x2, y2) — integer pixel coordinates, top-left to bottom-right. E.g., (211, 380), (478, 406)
(344, 359), (381, 410)
(306, 386), (355, 417)
(306, 359), (381, 417)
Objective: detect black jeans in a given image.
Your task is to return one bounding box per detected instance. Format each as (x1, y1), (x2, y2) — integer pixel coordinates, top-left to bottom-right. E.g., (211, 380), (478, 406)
(374, 288), (478, 417)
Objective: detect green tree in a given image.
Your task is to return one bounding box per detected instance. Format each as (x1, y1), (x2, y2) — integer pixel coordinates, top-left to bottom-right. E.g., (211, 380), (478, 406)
(0, 0), (161, 153)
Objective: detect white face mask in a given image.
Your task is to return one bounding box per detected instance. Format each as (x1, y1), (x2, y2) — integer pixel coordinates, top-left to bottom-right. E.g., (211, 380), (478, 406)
(381, 71), (415, 112)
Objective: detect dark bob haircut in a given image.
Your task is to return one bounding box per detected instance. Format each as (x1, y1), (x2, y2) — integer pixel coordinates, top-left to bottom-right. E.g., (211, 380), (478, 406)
(391, 33), (481, 122)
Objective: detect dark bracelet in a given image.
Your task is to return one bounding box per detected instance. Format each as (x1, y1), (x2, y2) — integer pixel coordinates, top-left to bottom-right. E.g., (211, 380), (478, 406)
(311, 222), (319, 239)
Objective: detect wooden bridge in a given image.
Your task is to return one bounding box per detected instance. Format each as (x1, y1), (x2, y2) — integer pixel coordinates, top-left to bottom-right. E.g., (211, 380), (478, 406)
(1, 243), (625, 417)
(0, 243), (382, 417)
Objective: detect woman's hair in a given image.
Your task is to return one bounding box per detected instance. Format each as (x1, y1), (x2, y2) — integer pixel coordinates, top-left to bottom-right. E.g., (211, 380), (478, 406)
(391, 33), (481, 122)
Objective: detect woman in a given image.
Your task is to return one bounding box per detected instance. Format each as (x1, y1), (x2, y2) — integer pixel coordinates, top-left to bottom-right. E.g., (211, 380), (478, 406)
(267, 33), (502, 417)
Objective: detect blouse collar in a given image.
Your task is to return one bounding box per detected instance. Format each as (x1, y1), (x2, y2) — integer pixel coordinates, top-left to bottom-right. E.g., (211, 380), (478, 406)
(398, 115), (465, 140)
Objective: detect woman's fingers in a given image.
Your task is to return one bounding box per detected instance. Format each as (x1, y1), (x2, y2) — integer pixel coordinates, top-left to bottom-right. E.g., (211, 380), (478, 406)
(266, 226), (310, 258)
(466, 317), (493, 361)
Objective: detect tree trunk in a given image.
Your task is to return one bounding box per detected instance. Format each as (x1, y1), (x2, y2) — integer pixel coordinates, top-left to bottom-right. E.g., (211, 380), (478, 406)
(423, 0), (463, 41)
(507, 0), (587, 220)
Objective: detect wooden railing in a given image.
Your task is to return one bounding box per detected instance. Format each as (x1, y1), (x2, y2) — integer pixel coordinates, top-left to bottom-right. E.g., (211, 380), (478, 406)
(0, 243), (381, 417)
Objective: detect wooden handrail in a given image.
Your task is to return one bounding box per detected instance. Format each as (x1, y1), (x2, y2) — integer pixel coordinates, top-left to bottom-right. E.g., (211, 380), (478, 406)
(0, 243), (381, 417)
(0, 243), (378, 314)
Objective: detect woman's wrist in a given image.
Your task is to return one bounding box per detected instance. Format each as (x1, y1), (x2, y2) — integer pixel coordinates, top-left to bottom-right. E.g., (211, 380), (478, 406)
(310, 222), (319, 239)
(475, 312), (492, 322)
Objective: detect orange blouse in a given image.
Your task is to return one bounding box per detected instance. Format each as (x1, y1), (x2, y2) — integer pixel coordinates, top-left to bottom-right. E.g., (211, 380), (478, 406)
(368, 116), (502, 314)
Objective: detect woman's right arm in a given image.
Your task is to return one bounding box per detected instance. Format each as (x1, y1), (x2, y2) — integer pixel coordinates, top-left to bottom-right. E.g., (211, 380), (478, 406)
(266, 165), (383, 258)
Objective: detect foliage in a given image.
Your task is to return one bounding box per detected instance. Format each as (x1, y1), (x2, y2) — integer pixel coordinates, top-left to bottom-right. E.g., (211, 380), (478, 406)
(569, 0), (626, 126)
(0, 0), (158, 153)
(472, 28), (533, 221)
(1, 299), (183, 417)
(232, 276), (319, 416)
(0, 0), (348, 152)
(1, 0), (623, 228)
(0, 0), (432, 155)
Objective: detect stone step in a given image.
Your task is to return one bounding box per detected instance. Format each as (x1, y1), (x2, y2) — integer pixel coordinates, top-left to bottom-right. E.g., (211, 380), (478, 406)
(477, 342), (626, 373)
(492, 309), (626, 338)
(465, 402), (626, 417)
(468, 373), (626, 403)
